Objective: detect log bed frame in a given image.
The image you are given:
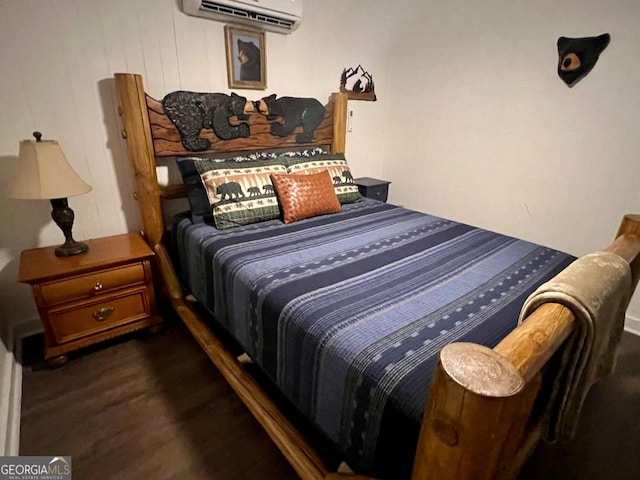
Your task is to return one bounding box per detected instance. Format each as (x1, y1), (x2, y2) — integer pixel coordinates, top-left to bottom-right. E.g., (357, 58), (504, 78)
(113, 72), (640, 480)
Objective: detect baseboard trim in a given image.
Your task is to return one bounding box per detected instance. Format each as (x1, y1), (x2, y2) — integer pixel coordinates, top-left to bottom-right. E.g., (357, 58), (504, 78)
(6, 343), (21, 456)
(624, 314), (640, 336)
(0, 318), (40, 456)
(0, 325), (20, 456)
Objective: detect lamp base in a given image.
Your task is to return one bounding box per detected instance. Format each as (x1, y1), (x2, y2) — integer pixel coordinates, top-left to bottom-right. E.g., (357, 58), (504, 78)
(55, 239), (89, 257)
(50, 198), (89, 258)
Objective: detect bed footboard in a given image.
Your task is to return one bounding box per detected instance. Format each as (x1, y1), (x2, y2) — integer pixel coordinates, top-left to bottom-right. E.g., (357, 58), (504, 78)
(412, 215), (640, 480)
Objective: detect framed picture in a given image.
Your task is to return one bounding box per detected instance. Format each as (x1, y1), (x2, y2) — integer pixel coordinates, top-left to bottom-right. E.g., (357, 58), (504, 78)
(224, 25), (266, 90)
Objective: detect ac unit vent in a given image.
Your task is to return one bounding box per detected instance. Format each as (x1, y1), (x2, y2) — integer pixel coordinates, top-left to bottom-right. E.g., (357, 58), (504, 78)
(200, 0), (295, 30)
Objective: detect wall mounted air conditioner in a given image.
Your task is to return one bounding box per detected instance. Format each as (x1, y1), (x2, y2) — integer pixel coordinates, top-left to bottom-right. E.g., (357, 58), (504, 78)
(181, 0), (303, 34)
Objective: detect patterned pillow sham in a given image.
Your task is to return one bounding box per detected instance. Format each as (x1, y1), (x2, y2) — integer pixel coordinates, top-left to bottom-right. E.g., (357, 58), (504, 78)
(228, 147), (327, 163)
(282, 153), (362, 204)
(176, 157), (287, 229)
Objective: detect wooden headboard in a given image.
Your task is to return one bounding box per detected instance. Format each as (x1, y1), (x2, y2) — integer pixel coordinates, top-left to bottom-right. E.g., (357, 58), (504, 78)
(120, 73), (347, 159)
(114, 73), (348, 292)
(145, 93), (344, 157)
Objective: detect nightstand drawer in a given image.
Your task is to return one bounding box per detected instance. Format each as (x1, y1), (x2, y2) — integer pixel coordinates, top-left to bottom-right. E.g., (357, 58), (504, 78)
(355, 177), (391, 203)
(40, 263), (147, 306)
(49, 287), (150, 344)
(363, 184), (389, 202)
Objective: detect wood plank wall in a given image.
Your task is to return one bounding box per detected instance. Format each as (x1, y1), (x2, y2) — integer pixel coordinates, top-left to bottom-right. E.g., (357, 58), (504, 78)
(0, 0), (389, 330)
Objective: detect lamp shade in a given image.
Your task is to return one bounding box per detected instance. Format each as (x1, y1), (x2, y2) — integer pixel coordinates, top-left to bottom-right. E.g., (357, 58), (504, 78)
(8, 138), (92, 200)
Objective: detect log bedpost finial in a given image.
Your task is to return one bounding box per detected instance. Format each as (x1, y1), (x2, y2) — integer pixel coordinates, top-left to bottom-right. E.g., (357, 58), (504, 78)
(412, 343), (538, 480)
(616, 214), (640, 238)
(614, 214), (640, 291)
(331, 92), (348, 154)
(439, 342), (524, 397)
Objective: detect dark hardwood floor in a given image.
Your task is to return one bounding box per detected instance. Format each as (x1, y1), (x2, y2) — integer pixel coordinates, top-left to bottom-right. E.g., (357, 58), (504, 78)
(20, 319), (299, 480)
(520, 329), (640, 480)
(20, 317), (640, 480)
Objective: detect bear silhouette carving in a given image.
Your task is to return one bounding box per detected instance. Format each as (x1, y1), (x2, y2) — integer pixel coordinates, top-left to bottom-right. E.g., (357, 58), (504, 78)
(255, 94), (325, 143)
(162, 91), (251, 152)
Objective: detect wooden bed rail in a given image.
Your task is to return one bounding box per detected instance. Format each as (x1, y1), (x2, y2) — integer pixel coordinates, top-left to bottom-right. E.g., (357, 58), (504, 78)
(412, 214), (640, 480)
(175, 297), (334, 480)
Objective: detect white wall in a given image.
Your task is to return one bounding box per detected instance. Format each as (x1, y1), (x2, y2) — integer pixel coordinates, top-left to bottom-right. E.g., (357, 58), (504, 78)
(381, 0), (640, 316)
(0, 0), (638, 331)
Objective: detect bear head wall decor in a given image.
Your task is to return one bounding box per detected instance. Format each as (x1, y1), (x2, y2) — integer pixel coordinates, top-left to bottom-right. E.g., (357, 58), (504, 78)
(557, 33), (610, 87)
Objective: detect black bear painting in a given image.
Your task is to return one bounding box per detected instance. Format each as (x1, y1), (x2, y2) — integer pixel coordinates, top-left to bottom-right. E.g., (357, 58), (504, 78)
(237, 39), (261, 82)
(255, 94), (326, 143)
(162, 91), (251, 152)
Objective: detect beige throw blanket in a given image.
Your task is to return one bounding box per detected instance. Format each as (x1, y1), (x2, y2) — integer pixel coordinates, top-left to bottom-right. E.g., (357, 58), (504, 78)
(518, 251), (631, 442)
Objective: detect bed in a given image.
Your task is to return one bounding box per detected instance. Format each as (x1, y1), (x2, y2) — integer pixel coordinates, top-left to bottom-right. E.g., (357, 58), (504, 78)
(113, 73), (640, 480)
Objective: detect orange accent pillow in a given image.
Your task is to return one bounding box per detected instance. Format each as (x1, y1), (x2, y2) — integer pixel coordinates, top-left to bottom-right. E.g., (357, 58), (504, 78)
(270, 170), (342, 223)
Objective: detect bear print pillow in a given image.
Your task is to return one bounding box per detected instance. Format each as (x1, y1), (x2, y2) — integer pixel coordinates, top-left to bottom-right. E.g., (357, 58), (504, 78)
(176, 157), (287, 229)
(283, 153), (362, 204)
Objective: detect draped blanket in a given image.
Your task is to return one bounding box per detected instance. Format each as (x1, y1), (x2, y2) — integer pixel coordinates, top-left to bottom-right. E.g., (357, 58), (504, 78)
(519, 251), (631, 442)
(175, 200), (575, 477)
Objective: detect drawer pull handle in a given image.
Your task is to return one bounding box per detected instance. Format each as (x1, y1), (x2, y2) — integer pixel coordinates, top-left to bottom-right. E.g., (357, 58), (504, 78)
(93, 306), (115, 321)
(94, 282), (104, 292)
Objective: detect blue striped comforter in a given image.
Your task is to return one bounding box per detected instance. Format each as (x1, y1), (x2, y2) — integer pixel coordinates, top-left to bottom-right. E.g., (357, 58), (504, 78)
(175, 200), (575, 477)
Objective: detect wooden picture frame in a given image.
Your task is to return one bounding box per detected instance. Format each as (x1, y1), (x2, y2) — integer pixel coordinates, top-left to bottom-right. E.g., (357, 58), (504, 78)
(224, 25), (266, 90)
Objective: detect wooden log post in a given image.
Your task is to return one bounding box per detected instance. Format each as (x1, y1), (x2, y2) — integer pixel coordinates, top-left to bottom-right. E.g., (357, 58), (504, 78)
(114, 73), (183, 300)
(411, 343), (539, 480)
(331, 92), (348, 154)
(613, 214), (640, 291)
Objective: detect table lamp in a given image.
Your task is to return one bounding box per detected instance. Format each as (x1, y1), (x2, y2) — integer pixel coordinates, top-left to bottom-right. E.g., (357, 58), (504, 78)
(8, 132), (92, 257)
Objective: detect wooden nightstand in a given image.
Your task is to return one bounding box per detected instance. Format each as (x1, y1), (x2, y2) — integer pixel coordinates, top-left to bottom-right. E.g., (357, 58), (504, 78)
(19, 233), (163, 366)
(355, 177), (391, 202)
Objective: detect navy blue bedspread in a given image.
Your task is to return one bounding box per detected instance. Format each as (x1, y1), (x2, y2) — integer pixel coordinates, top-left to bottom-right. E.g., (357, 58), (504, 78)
(175, 200), (575, 477)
